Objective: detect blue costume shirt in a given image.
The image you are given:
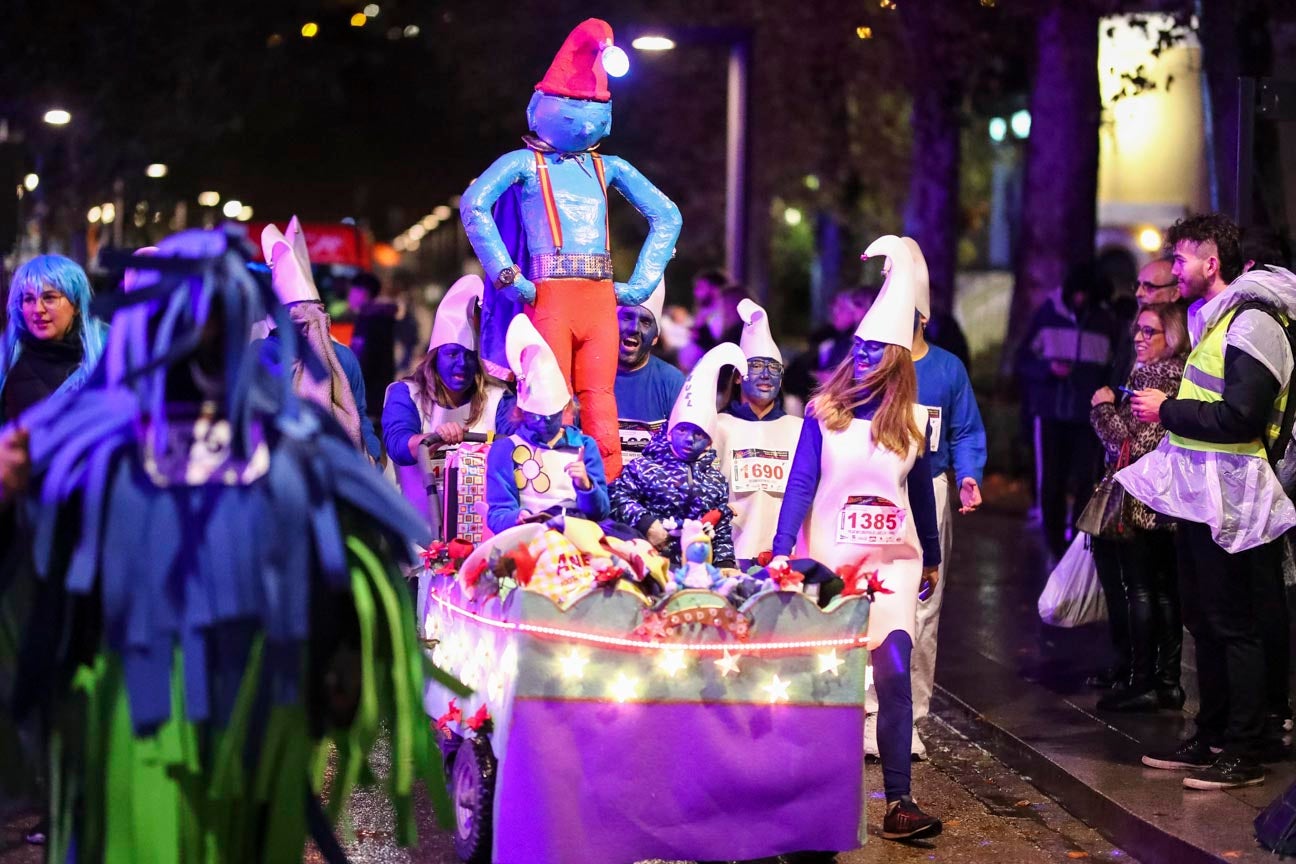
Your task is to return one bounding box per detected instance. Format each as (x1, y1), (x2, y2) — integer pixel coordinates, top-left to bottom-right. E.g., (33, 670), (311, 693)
(914, 345), (987, 485)
(615, 356), (685, 423)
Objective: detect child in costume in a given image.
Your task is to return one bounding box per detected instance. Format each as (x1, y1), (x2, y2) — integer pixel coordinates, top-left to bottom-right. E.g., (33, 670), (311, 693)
(772, 235), (943, 842)
(2, 227), (442, 862)
(460, 17), (683, 481)
(484, 315), (610, 534)
(255, 217), (381, 461)
(609, 343), (745, 568)
(383, 274), (502, 525)
(712, 298), (805, 568)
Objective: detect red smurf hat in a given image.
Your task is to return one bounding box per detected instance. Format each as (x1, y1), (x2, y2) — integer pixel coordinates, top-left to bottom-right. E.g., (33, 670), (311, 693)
(535, 18), (616, 102)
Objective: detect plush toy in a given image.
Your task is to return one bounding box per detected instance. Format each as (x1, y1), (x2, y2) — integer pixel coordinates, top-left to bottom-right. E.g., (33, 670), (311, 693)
(461, 18), (683, 481)
(671, 514), (740, 596)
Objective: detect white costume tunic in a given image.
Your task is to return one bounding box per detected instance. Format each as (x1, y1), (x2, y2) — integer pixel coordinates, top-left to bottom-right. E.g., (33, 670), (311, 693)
(713, 411), (805, 561)
(796, 406), (929, 647)
(386, 380), (502, 524)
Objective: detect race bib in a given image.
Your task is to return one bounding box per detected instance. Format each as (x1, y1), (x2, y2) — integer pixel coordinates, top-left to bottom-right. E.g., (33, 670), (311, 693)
(618, 419), (663, 458)
(836, 495), (907, 545)
(730, 447), (790, 494)
(923, 406), (942, 452)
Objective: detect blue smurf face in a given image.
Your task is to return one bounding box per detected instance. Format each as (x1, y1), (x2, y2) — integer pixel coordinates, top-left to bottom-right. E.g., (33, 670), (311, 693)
(740, 356), (783, 405)
(527, 92), (612, 152)
(520, 409), (564, 445)
(684, 539), (711, 564)
(435, 344), (479, 394)
(851, 338), (887, 381)
(669, 422), (712, 462)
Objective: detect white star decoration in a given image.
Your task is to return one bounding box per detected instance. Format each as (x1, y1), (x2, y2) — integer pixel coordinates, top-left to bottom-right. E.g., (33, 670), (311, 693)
(714, 650), (742, 678)
(657, 648), (688, 678)
(609, 673), (640, 703)
(763, 674), (791, 703)
(558, 648), (589, 681)
(818, 649), (845, 677)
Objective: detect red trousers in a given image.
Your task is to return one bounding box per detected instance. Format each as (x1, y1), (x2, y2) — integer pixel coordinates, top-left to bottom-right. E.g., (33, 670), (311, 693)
(528, 278), (623, 479)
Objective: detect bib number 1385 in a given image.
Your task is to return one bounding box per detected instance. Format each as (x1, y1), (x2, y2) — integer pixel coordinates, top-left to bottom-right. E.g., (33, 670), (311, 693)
(836, 505), (907, 545)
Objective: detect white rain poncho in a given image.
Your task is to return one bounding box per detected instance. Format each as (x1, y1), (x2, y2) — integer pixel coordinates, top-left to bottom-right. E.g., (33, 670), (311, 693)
(1116, 266), (1296, 553)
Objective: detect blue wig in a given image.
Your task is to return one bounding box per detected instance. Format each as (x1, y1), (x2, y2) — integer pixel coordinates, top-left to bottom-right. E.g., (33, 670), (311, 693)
(0, 254), (108, 401)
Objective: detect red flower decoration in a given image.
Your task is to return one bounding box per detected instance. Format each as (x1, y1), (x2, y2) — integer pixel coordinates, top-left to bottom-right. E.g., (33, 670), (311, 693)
(837, 561), (891, 599)
(503, 544), (537, 586)
(434, 698), (463, 736)
(448, 538), (475, 561)
(465, 705), (492, 732)
(771, 561), (804, 591)
(463, 557), (489, 590)
(756, 550), (774, 567)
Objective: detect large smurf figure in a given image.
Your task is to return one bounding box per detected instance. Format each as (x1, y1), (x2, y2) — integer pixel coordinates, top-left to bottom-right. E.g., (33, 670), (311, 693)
(460, 17), (683, 481)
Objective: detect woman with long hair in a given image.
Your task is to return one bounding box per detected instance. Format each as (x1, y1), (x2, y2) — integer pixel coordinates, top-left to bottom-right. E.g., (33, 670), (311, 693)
(772, 236), (942, 844)
(0, 255), (107, 423)
(383, 275), (502, 525)
(1090, 301), (1190, 712)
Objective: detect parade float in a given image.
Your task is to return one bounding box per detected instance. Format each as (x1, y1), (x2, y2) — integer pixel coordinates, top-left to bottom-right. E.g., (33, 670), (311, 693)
(416, 518), (876, 864)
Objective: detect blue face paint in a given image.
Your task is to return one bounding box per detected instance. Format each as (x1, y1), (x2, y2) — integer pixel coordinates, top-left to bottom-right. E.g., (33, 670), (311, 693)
(527, 93), (612, 152)
(740, 356), (783, 406)
(617, 305), (658, 371)
(669, 422), (712, 462)
(851, 337), (887, 382)
(520, 410), (564, 445)
(435, 344), (479, 395)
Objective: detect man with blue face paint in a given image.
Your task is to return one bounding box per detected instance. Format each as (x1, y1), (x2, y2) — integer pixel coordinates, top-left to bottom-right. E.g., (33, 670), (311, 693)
(610, 343), (744, 567)
(484, 315), (610, 535)
(711, 299), (805, 567)
(614, 281), (685, 458)
(461, 18), (683, 483)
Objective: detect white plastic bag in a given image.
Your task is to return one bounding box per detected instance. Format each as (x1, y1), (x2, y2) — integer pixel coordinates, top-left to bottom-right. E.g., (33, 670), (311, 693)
(1038, 534), (1108, 627)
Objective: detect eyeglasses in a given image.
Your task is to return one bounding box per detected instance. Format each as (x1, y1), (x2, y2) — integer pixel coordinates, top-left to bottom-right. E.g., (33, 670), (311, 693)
(20, 290), (68, 309)
(1135, 280), (1178, 292)
(1131, 325), (1164, 340)
(746, 359), (784, 376)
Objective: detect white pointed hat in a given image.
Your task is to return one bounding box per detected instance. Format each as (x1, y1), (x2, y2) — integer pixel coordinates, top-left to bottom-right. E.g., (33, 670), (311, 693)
(640, 279), (666, 327)
(506, 314), (571, 416)
(261, 216), (319, 304)
(737, 298), (781, 362)
(902, 236), (931, 319)
(668, 342), (747, 438)
(430, 274), (485, 352)
(855, 235), (917, 351)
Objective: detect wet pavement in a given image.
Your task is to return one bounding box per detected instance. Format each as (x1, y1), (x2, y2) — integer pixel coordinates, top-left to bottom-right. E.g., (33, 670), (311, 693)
(934, 508), (1296, 864)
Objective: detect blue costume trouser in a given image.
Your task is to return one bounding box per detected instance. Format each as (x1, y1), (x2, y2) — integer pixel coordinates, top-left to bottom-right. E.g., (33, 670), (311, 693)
(873, 630), (914, 801)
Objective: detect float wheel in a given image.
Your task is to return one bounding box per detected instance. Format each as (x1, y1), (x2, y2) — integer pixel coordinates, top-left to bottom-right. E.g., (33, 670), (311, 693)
(449, 735), (496, 864)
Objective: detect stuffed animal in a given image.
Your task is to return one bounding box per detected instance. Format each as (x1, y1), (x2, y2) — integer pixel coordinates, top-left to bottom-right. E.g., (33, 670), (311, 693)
(671, 515), (741, 596)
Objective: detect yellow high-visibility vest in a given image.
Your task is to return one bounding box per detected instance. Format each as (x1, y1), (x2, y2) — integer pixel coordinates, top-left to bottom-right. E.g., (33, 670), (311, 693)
(1169, 305), (1287, 456)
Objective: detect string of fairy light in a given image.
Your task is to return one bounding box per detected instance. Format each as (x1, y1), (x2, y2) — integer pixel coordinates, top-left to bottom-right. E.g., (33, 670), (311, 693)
(426, 589), (870, 706)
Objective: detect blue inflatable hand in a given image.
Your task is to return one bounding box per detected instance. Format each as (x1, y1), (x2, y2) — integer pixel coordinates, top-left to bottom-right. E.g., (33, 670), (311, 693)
(513, 274), (537, 305)
(614, 281), (651, 307)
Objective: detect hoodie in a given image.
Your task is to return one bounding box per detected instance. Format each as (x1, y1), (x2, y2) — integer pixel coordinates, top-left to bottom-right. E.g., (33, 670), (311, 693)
(608, 429), (735, 567)
(1015, 292), (1116, 423)
(1117, 266), (1296, 552)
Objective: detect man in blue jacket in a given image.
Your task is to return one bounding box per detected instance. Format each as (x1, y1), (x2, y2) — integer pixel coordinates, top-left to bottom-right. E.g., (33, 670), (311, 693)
(1015, 262), (1116, 558)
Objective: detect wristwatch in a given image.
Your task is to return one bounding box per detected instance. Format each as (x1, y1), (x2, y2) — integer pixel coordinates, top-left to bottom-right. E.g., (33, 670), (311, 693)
(495, 265), (521, 288)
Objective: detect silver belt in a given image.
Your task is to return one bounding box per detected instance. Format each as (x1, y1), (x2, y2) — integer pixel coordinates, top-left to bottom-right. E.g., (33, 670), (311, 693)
(529, 252), (614, 282)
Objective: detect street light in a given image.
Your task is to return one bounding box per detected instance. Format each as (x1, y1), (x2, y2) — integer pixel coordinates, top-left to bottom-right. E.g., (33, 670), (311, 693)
(22, 173), (38, 192)
(197, 191), (220, 207)
(145, 163), (168, 179)
(43, 109), (71, 126)
(222, 199), (243, 218)
(631, 26), (752, 286)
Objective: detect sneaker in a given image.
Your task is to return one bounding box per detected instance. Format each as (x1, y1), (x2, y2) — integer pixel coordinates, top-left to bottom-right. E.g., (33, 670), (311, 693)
(1141, 734), (1222, 770)
(881, 796), (942, 841)
(1182, 753), (1264, 790)
(24, 820), (47, 845)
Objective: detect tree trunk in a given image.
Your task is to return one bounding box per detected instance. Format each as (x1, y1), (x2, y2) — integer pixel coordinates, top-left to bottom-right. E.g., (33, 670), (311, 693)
(1006, 1), (1103, 357)
(900, 2), (965, 317)
(1197, 0), (1240, 217)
